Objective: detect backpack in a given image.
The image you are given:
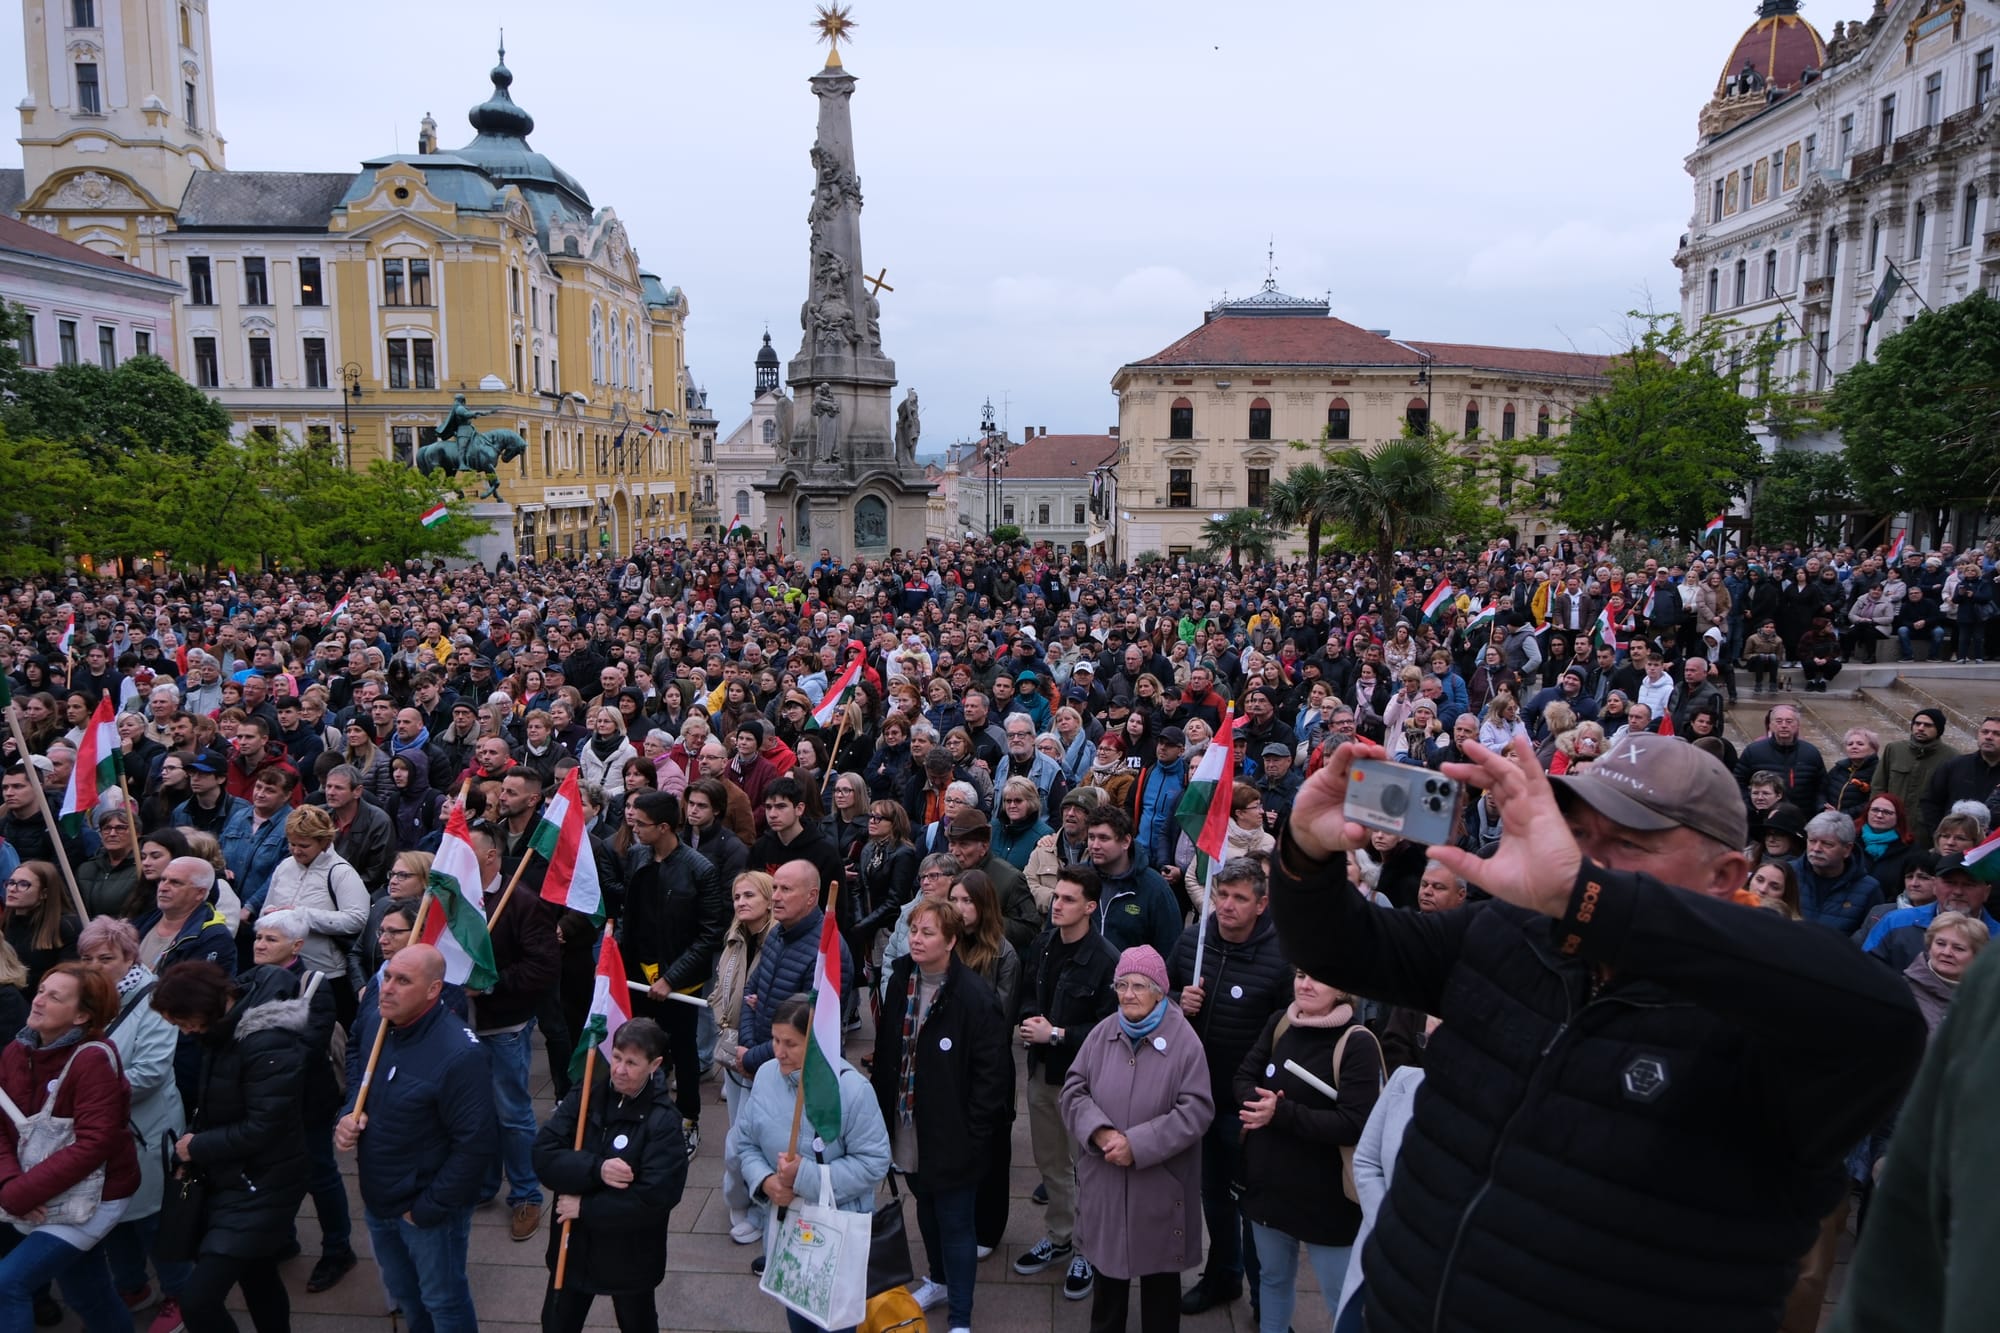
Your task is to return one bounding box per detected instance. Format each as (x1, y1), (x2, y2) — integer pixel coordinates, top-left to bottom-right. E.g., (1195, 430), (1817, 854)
(1272, 1014), (1382, 1203)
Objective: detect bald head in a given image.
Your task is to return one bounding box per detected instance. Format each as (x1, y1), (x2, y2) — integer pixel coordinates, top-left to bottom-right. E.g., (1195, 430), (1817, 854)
(380, 943), (446, 1024)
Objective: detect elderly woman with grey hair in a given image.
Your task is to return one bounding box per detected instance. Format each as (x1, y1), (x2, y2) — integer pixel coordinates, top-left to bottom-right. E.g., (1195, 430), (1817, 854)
(1793, 809), (1884, 933)
(1905, 910), (1990, 1035)
(877, 853), (961, 1002)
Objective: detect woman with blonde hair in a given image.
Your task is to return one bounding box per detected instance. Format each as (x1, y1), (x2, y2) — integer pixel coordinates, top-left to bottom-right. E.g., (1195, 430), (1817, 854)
(1547, 720), (1606, 776)
(577, 705), (638, 790)
(712, 870), (777, 1245)
(1905, 910), (1989, 1035)
(258, 805), (370, 997)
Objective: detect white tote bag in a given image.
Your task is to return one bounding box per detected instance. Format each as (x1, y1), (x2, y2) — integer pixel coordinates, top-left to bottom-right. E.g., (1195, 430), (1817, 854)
(760, 1159), (870, 1331)
(0, 1040), (119, 1229)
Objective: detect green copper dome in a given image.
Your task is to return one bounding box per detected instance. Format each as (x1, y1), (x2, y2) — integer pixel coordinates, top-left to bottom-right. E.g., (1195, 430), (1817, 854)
(451, 48), (591, 212)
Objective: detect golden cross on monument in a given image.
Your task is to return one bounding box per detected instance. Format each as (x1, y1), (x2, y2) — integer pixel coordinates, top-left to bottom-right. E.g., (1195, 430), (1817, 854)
(813, 3), (857, 67)
(863, 268), (893, 296)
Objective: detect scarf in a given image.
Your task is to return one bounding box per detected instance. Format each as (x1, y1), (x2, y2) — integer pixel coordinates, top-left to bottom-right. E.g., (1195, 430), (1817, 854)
(390, 725), (431, 756)
(1118, 996), (1168, 1045)
(590, 733), (622, 759)
(896, 967), (940, 1127)
(1859, 824), (1901, 857)
(115, 964), (151, 999)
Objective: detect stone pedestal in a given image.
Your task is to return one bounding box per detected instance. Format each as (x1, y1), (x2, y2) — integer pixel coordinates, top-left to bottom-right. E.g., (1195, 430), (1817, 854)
(451, 502), (519, 569)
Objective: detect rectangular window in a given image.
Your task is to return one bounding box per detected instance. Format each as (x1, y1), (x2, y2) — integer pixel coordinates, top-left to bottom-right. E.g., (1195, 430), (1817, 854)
(57, 320), (77, 366)
(1734, 260), (1748, 306)
(531, 286), (540, 330)
(1247, 405), (1271, 440)
(186, 256), (212, 305)
(1765, 251), (1779, 298)
(382, 259), (405, 306)
(1168, 468), (1193, 508)
(409, 259), (431, 305)
(1912, 203), (1927, 257)
(512, 343), (523, 391)
(1001, 503), (1016, 525)
(1246, 467), (1270, 508)
(248, 337), (272, 388)
(1804, 134), (1816, 175)
(412, 338), (435, 390)
(532, 355), (542, 392)
(1706, 269), (1719, 313)
(1924, 73), (1943, 127)
(180, 4), (192, 46)
(1965, 184), (1981, 248)
(1327, 405), (1350, 440)
(193, 336), (218, 387)
(1880, 94), (1896, 146)
(306, 425), (332, 449)
(72, 0), (94, 25)
(242, 257), (268, 306)
(1037, 504), (1051, 525)
(392, 426), (415, 466)
(75, 63), (99, 114)
(298, 257), (321, 306)
(96, 325), (115, 370)
(1868, 220), (1881, 270)
(386, 338), (409, 389)
(510, 269), (521, 315)
(1815, 331), (1829, 390)
(17, 314), (33, 366)
(1169, 403), (1194, 439)
(303, 337), (327, 388)
(133, 329), (149, 357)
(1979, 49), (1996, 108)
(1711, 180), (1724, 222)
(1839, 114), (1854, 162)
(184, 80), (197, 129)
(1074, 502), (1086, 524)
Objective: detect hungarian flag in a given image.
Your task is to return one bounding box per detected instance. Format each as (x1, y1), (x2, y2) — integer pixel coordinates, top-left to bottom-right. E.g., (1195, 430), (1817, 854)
(1963, 828), (2000, 886)
(726, 513), (750, 540)
(329, 594), (351, 621)
(570, 933), (633, 1081)
(800, 907), (845, 1144)
(58, 696), (120, 838)
(421, 806), (499, 990)
(1702, 513), (1726, 540)
(1174, 705), (1237, 894)
(1655, 709), (1675, 738)
(419, 502), (449, 528)
(1593, 606), (1620, 652)
(530, 769), (605, 923)
(810, 653), (863, 729)
(1419, 583), (1455, 624)
(1886, 531), (1907, 563)
(57, 610), (75, 656)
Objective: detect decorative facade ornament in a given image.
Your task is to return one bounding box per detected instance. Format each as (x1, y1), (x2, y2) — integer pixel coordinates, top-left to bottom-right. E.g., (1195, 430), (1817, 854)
(50, 171), (140, 210)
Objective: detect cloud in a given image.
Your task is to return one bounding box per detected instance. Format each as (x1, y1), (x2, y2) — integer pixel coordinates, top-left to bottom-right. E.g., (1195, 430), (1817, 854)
(1460, 220), (1688, 292)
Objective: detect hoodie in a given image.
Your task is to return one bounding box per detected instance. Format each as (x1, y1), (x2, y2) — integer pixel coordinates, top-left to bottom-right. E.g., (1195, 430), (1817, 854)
(387, 748), (445, 850)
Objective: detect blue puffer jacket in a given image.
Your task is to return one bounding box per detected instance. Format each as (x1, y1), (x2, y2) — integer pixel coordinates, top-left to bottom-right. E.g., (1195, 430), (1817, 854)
(340, 997), (496, 1225)
(738, 908), (852, 1075)
(1791, 855), (1883, 934)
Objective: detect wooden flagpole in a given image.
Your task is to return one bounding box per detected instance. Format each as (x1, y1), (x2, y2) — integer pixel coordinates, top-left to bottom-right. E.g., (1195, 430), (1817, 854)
(350, 888), (434, 1120)
(819, 706), (849, 795)
(485, 848), (540, 931)
(552, 1046), (597, 1290)
(4, 704), (91, 923)
(777, 881), (835, 1222)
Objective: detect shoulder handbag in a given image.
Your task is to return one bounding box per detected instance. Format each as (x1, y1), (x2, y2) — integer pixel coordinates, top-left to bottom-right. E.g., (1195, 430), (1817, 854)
(153, 1135), (208, 1263)
(867, 1169), (916, 1298)
(1328, 1022), (1384, 1204)
(0, 1040), (121, 1228)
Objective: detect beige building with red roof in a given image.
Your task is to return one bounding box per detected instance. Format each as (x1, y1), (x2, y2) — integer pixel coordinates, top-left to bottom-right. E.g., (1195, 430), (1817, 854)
(953, 428), (1117, 556)
(1109, 282), (1612, 561)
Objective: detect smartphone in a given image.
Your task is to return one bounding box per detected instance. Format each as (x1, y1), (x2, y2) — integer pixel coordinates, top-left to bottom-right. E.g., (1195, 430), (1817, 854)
(1343, 758), (1465, 845)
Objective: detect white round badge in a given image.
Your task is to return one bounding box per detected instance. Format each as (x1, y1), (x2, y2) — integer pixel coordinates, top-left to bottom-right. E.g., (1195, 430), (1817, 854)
(939, 1037), (953, 1052)
(1153, 1036), (1168, 1052)
(1265, 1063), (1276, 1078)
(612, 1134), (629, 1151)
(1230, 985), (1244, 999)
(813, 1136), (827, 1154)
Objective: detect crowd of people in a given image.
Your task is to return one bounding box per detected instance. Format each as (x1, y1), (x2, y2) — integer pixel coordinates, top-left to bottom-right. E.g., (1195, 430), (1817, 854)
(0, 523), (1990, 1332)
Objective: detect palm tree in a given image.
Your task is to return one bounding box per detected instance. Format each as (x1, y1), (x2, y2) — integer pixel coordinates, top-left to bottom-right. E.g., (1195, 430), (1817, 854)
(1267, 462), (1335, 577)
(1199, 508), (1280, 570)
(1320, 439), (1458, 608)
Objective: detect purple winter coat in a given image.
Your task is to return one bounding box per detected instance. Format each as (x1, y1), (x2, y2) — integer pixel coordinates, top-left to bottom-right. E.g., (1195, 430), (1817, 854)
(1060, 1002), (1214, 1281)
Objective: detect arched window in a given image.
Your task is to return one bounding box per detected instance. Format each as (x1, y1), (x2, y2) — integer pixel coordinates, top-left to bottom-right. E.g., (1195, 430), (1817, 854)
(1169, 397), (1194, 440)
(589, 306), (604, 384)
(1501, 403), (1517, 440)
(762, 419), (777, 444)
(734, 489), (751, 519)
(1405, 397), (1430, 435)
(1464, 401), (1480, 436)
(1326, 398), (1350, 440)
(1733, 258), (1748, 306)
(1247, 398), (1271, 441)
(1825, 227), (1840, 277)
(1537, 406), (1552, 439)
(608, 323), (622, 390)
(625, 316), (638, 391)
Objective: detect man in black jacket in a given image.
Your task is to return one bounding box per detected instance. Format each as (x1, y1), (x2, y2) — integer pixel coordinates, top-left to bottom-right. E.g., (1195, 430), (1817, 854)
(1272, 732), (1925, 1333)
(1012, 865), (1120, 1301)
(1921, 714), (2000, 836)
(321, 763), (394, 894)
(1168, 860), (1292, 1317)
(746, 777), (846, 907)
(621, 789), (726, 1150)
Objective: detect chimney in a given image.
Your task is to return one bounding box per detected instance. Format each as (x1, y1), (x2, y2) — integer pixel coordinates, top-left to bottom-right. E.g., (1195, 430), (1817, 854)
(1108, 427), (1118, 437)
(417, 112), (438, 156)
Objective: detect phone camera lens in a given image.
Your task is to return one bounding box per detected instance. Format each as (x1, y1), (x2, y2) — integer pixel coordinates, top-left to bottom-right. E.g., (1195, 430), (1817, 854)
(1378, 785), (1408, 817)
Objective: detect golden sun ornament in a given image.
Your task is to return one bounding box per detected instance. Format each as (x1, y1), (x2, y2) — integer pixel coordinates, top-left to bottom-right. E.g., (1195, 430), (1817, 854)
(813, 3), (857, 66)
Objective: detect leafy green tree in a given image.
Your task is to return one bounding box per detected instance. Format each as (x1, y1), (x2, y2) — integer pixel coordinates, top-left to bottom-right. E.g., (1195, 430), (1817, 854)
(1830, 291), (2000, 546)
(5, 354), (233, 463)
(1752, 449), (1856, 547)
(1268, 463), (1335, 576)
(1199, 509), (1282, 569)
(1319, 438), (1461, 607)
(1547, 312), (1785, 544)
(0, 432), (97, 573)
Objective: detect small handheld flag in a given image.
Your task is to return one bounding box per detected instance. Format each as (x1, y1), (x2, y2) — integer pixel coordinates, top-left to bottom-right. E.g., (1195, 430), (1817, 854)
(421, 806), (500, 991)
(531, 769), (606, 923)
(800, 907), (845, 1144)
(571, 934), (634, 1081)
(1887, 531), (1907, 563)
(810, 653), (864, 730)
(57, 610), (75, 657)
(1702, 514), (1726, 541)
(57, 696), (120, 837)
(419, 503), (449, 528)
(1419, 583), (1455, 624)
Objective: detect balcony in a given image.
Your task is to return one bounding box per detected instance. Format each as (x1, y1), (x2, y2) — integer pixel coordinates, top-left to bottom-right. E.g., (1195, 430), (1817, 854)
(1803, 276), (1832, 309)
(1848, 145), (1886, 175)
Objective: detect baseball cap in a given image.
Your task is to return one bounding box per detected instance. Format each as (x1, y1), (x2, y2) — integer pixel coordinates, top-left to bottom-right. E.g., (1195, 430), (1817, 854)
(185, 749), (228, 777)
(1934, 853), (1978, 880)
(1551, 731), (1748, 849)
(1157, 726), (1186, 747)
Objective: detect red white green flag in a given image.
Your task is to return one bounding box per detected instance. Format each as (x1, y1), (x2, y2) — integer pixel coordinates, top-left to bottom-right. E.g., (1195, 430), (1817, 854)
(57, 610), (75, 656)
(1174, 705), (1237, 982)
(1593, 606), (1620, 652)
(419, 502), (449, 528)
(529, 768), (605, 923)
(571, 933), (634, 1081)
(58, 696), (121, 838)
(1419, 583), (1455, 624)
(1964, 828), (2000, 886)
(801, 907), (845, 1144)
(421, 805), (499, 990)
(810, 654), (863, 729)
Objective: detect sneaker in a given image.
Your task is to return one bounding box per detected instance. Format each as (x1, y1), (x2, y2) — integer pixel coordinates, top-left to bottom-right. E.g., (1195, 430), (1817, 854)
(1180, 1274), (1242, 1315)
(1063, 1255), (1096, 1301)
(730, 1219), (762, 1245)
(1031, 1182), (1049, 1205)
(147, 1300), (185, 1333)
(510, 1200), (543, 1241)
(751, 1254), (766, 1275)
(121, 1283), (160, 1313)
(976, 1244), (993, 1260)
(306, 1247), (358, 1293)
(1013, 1236), (1072, 1275)
(683, 1118), (700, 1159)
(909, 1277), (948, 1311)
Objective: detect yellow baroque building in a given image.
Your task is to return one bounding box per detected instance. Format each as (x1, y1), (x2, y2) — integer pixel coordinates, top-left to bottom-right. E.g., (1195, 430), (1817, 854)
(5, 0), (697, 559)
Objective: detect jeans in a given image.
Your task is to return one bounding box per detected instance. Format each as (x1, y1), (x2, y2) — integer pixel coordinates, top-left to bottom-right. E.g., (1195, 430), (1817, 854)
(366, 1207), (478, 1333)
(1197, 1113), (1258, 1288)
(910, 1174), (979, 1328)
(1250, 1223), (1350, 1333)
(104, 1211), (194, 1297)
(637, 994), (701, 1125)
(179, 1250), (289, 1333)
(1899, 624), (1945, 660)
(304, 1112), (352, 1252)
(0, 1229), (128, 1333)
(478, 1019), (545, 1207)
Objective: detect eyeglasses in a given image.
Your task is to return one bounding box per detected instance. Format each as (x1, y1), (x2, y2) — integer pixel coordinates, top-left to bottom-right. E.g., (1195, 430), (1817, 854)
(3, 878), (35, 890)
(378, 925), (413, 938)
(1111, 980), (1157, 996)
(388, 869), (420, 881)
(867, 812), (889, 821)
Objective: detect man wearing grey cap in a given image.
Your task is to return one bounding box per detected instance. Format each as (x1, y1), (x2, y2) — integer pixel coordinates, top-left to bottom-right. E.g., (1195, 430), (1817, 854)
(1269, 733), (1925, 1333)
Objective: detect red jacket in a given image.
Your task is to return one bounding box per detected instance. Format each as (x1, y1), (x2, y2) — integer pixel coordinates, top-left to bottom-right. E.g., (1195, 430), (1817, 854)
(227, 742), (304, 806)
(0, 1035), (140, 1214)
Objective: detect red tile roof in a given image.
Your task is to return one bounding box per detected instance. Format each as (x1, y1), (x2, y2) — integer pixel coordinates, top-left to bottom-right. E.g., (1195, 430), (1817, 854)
(1402, 340), (1615, 382)
(0, 214), (177, 285)
(998, 433), (1119, 480)
(1129, 315), (1420, 370)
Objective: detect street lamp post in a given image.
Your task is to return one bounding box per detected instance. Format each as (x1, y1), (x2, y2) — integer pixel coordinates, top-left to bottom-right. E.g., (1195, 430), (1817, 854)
(340, 363), (364, 456)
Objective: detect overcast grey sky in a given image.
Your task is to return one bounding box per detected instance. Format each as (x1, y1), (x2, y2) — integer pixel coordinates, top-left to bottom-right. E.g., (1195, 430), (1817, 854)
(3, 0), (1766, 443)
